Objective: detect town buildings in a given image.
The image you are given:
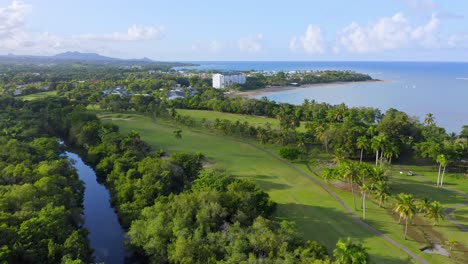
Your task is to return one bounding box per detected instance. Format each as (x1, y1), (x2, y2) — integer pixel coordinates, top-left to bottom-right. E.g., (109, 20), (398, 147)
(212, 73), (246, 89)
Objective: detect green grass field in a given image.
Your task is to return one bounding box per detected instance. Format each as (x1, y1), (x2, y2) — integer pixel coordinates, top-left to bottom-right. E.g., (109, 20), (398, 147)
(99, 112), (439, 263)
(176, 109), (307, 131)
(17, 91), (57, 100)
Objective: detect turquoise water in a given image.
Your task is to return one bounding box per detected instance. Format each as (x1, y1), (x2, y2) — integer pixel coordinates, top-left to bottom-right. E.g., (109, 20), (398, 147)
(178, 62), (468, 133)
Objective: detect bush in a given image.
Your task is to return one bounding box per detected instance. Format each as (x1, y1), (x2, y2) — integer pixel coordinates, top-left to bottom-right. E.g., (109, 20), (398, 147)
(278, 147), (301, 161)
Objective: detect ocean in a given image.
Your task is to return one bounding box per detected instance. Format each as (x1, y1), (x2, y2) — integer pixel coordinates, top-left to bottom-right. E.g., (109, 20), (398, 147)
(176, 62), (468, 133)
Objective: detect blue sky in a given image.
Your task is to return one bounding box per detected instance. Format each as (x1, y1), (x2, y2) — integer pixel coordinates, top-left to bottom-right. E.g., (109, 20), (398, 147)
(1, 0), (468, 61)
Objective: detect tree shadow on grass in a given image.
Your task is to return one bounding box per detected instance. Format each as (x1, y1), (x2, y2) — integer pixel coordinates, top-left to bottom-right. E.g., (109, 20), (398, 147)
(275, 203), (420, 263)
(235, 174), (290, 191)
(390, 178), (465, 205)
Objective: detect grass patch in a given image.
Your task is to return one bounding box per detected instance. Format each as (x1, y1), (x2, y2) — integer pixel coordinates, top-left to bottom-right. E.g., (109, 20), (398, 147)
(17, 91), (57, 100)
(176, 109), (307, 132)
(99, 112), (429, 263)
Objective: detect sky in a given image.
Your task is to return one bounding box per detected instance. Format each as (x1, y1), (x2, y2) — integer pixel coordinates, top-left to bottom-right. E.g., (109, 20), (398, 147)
(1, 0), (468, 61)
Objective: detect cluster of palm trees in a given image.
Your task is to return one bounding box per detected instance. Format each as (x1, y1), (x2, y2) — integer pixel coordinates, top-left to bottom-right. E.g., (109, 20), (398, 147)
(356, 134), (400, 167)
(322, 161), (391, 220)
(393, 193), (445, 240)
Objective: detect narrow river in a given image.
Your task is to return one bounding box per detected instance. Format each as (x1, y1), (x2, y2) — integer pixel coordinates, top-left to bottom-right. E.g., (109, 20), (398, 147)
(66, 152), (126, 264)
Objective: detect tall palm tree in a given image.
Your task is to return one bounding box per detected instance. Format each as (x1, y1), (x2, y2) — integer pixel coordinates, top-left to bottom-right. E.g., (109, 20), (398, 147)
(393, 193), (417, 240)
(436, 154), (447, 187)
(342, 162), (360, 210)
(425, 201), (445, 225)
(373, 180), (390, 207)
(371, 135), (387, 166)
(333, 237), (369, 264)
(439, 155), (448, 188)
(424, 113), (435, 125)
(356, 136), (368, 164)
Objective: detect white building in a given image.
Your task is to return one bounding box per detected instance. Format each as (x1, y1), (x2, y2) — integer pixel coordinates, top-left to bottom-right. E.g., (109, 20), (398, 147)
(212, 73), (246, 89)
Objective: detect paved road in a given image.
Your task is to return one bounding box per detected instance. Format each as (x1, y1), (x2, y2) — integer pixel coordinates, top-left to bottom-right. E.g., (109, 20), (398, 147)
(399, 165), (468, 232)
(247, 143), (429, 264)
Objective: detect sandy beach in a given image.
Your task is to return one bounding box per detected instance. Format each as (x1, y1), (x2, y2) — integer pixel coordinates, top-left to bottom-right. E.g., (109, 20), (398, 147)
(234, 80), (384, 98)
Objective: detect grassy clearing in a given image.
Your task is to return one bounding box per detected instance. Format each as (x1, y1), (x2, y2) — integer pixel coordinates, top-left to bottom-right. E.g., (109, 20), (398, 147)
(286, 149), (468, 264)
(176, 109), (307, 132)
(100, 112), (421, 263)
(17, 91), (57, 100)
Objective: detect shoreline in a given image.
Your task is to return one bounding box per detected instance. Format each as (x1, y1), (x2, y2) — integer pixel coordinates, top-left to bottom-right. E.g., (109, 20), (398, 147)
(234, 79), (385, 98)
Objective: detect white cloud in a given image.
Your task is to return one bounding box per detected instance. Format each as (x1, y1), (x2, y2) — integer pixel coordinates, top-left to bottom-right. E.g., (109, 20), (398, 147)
(0, 0), (32, 49)
(79, 25), (165, 41)
(335, 12), (442, 53)
(238, 33), (264, 53)
(209, 40), (223, 53)
(289, 25), (325, 54)
(411, 13), (440, 47)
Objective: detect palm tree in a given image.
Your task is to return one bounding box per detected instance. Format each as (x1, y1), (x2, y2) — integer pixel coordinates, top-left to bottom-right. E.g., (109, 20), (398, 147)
(416, 197), (431, 213)
(393, 193), (417, 239)
(333, 148), (346, 165)
(445, 239), (457, 253)
(333, 237), (369, 264)
(361, 183), (369, 220)
(424, 113), (435, 125)
(373, 180), (390, 207)
(436, 154), (447, 187)
(371, 135), (387, 166)
(439, 155), (448, 188)
(256, 128), (269, 144)
(425, 201), (445, 225)
(356, 136), (368, 164)
(342, 162), (360, 210)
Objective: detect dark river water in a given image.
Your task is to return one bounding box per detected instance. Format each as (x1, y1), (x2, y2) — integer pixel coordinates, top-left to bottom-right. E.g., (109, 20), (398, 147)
(66, 152), (126, 264)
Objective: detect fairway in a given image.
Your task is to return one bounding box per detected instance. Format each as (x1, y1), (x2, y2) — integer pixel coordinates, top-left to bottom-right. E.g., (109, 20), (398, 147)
(101, 113), (426, 263)
(17, 91), (57, 100)
(176, 109), (307, 131)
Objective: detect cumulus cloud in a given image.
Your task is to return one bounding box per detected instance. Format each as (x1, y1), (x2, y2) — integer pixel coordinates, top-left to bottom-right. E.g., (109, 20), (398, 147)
(238, 33), (264, 53)
(335, 12), (441, 53)
(0, 0), (32, 48)
(79, 25), (165, 41)
(289, 25), (325, 54)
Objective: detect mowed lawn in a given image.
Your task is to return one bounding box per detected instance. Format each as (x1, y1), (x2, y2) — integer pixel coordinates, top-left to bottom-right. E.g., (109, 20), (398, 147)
(176, 109), (307, 132)
(17, 91), (57, 100)
(100, 113), (419, 263)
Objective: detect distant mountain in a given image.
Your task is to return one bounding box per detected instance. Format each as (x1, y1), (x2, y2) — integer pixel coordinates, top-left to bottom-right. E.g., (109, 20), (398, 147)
(52, 51), (120, 61)
(0, 51), (184, 65)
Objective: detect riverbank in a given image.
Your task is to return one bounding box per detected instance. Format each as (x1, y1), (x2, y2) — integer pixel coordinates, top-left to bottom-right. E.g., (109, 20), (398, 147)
(234, 79), (384, 98)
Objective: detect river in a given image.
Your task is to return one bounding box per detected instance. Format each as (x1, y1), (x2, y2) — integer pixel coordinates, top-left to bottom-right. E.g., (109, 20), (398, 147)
(66, 152), (126, 264)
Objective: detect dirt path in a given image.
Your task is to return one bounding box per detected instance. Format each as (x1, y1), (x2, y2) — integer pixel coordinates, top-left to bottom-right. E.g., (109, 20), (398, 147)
(247, 144), (429, 264)
(399, 165), (468, 232)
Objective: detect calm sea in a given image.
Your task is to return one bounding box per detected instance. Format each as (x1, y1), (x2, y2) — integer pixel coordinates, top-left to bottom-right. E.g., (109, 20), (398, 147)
(177, 62), (468, 133)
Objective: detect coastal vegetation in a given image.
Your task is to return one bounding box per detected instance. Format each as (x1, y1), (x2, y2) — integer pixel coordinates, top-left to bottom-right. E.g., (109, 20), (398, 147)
(240, 70), (373, 90)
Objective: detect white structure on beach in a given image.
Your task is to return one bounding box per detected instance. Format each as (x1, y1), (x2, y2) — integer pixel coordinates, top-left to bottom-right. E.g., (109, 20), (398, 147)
(212, 73), (246, 89)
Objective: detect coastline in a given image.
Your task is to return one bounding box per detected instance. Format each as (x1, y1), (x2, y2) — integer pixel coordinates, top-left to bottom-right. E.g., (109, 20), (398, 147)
(234, 79), (385, 98)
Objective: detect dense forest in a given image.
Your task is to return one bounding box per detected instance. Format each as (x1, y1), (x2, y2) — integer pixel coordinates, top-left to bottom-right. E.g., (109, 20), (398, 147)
(0, 98), (371, 263)
(0, 98), (92, 263)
